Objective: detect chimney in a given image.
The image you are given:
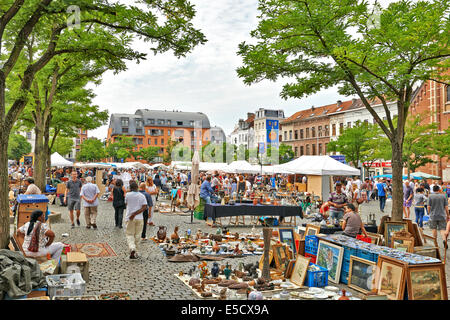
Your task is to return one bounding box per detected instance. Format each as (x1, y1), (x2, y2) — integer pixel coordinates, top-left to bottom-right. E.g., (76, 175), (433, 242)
(311, 106), (315, 112)
(337, 100), (342, 107)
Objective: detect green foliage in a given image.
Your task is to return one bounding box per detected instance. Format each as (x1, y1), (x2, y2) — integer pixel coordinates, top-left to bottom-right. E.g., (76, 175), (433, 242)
(8, 134), (32, 161)
(139, 146), (161, 163)
(77, 138), (105, 162)
(106, 136), (135, 161)
(51, 136), (73, 156)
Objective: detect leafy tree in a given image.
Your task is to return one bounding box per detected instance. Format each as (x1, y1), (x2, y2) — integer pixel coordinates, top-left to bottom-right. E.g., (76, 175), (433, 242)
(50, 135), (73, 157)
(237, 0), (449, 221)
(106, 136), (135, 162)
(163, 137), (181, 163)
(139, 146), (161, 163)
(327, 121), (376, 167)
(0, 0), (206, 247)
(7, 134), (32, 161)
(434, 125), (450, 160)
(77, 138), (105, 162)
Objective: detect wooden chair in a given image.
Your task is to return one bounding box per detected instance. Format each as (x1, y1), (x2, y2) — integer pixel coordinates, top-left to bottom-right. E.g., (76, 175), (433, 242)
(12, 234), (47, 263)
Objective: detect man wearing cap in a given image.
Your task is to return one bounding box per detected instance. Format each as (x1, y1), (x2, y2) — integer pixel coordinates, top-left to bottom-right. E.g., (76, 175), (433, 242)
(327, 182), (348, 222)
(24, 178), (41, 195)
(80, 176), (100, 229)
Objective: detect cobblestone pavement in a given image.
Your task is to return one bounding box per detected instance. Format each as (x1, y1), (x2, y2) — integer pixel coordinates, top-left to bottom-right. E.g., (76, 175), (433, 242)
(41, 196), (448, 300)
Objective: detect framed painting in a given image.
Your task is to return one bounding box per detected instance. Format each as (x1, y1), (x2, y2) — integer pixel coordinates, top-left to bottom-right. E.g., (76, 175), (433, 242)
(272, 244), (290, 272)
(305, 224), (321, 238)
(412, 222), (424, 247)
(290, 255), (311, 287)
(374, 255), (407, 300)
(384, 222), (408, 248)
(278, 227), (297, 256)
(392, 236), (414, 253)
(284, 259), (296, 279)
(297, 226), (306, 240)
(316, 240), (344, 284)
(366, 232), (383, 246)
(258, 250), (273, 271)
(348, 256), (377, 294)
(407, 263), (448, 300)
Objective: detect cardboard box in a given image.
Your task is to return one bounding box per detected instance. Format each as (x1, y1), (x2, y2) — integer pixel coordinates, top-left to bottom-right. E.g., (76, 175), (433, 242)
(56, 183), (66, 195)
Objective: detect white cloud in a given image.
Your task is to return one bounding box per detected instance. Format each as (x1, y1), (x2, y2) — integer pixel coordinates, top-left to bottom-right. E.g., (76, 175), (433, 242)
(89, 0), (349, 139)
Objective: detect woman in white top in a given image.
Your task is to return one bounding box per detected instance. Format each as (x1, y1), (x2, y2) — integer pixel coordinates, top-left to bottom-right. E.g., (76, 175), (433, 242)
(146, 176), (158, 226)
(16, 210), (63, 261)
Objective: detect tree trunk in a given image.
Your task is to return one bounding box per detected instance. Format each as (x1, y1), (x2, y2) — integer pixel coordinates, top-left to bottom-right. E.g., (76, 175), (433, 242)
(34, 125), (46, 191)
(391, 141), (404, 222)
(0, 129), (10, 248)
(262, 227), (272, 281)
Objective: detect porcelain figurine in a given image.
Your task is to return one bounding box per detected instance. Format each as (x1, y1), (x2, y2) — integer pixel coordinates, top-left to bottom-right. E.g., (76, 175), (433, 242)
(248, 290), (263, 300)
(157, 226), (167, 241)
(198, 261), (208, 279)
(211, 262), (220, 278)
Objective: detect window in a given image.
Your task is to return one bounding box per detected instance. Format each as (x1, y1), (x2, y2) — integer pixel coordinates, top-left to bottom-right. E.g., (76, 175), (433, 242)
(300, 129), (304, 139)
(158, 119), (165, 125)
(306, 128), (309, 138)
(339, 123), (344, 134)
(136, 128), (143, 134)
(300, 146), (304, 156)
(289, 130), (292, 140)
(312, 127), (315, 138)
(294, 147), (298, 157)
(167, 130), (171, 136)
(284, 131), (287, 141)
(136, 119), (143, 127)
(120, 117), (129, 126)
(294, 130), (298, 140)
(190, 120), (194, 126)
(161, 138), (164, 144)
(319, 143), (322, 155)
(325, 125), (329, 136)
(77, 129), (81, 134)
(177, 121), (183, 126)
(154, 139), (158, 145)
(122, 127), (128, 133)
(76, 139), (81, 145)
(318, 126), (322, 137)
(332, 124), (336, 136)
(325, 143), (328, 154)
(447, 85), (450, 102)
(312, 144), (316, 155)
(148, 138), (151, 145)
(306, 144), (310, 155)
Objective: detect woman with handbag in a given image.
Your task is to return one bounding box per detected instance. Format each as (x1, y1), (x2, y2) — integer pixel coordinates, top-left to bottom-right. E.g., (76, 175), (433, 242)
(16, 210), (63, 261)
(112, 178), (127, 228)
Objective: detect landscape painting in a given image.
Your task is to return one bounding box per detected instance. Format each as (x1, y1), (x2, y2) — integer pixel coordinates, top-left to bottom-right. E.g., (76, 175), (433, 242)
(348, 256), (376, 294)
(375, 257), (406, 300)
(384, 222), (408, 248)
(408, 264), (448, 300)
(316, 241), (343, 283)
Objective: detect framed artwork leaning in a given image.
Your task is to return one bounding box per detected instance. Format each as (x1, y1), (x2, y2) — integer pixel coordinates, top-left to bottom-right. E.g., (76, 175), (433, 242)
(278, 227), (297, 256)
(290, 255), (311, 287)
(316, 240), (344, 284)
(348, 256), (377, 294)
(392, 236), (414, 253)
(258, 250), (273, 271)
(272, 244), (290, 272)
(407, 263), (448, 300)
(305, 224), (321, 238)
(384, 222), (408, 248)
(366, 232), (383, 246)
(374, 255), (407, 300)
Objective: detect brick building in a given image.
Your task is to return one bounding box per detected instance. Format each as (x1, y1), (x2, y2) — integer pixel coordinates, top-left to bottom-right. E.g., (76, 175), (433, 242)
(409, 74), (450, 181)
(106, 109), (212, 162)
(281, 100), (355, 158)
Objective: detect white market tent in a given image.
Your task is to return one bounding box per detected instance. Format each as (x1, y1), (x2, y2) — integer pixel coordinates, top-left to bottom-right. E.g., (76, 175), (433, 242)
(278, 155), (360, 176)
(74, 162), (112, 169)
(51, 152), (73, 167)
(223, 160), (261, 174)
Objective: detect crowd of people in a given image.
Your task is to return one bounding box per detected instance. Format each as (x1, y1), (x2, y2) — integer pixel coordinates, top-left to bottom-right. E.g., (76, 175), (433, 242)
(8, 162), (450, 259)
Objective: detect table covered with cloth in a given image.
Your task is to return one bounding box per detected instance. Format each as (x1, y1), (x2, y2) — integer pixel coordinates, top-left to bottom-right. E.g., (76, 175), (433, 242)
(204, 203), (302, 222)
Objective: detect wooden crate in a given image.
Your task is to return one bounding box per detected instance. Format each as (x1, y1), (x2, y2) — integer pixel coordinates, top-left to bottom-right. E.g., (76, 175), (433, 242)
(17, 202), (48, 213)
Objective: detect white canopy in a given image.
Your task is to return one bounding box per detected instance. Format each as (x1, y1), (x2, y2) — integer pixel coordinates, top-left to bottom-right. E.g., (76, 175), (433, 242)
(74, 162), (112, 169)
(224, 160), (261, 174)
(278, 156), (360, 176)
(51, 152), (73, 167)
(260, 165), (293, 175)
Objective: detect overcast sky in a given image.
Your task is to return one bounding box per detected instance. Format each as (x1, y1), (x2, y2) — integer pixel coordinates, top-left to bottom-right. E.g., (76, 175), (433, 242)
(89, 0), (369, 140)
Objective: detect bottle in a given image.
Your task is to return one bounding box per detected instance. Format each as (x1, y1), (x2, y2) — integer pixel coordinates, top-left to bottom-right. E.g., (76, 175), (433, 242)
(46, 253), (51, 260)
(338, 289), (350, 300)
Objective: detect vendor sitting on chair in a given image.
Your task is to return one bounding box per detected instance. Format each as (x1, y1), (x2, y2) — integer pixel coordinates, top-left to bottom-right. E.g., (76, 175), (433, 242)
(16, 210), (64, 262)
(200, 176), (218, 204)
